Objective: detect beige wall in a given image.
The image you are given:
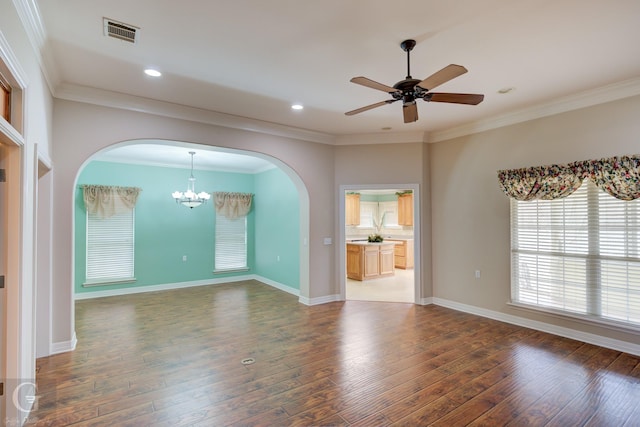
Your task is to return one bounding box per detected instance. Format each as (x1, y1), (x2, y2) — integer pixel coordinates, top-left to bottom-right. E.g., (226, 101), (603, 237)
(334, 142), (431, 297)
(51, 99), (338, 345)
(430, 94), (640, 345)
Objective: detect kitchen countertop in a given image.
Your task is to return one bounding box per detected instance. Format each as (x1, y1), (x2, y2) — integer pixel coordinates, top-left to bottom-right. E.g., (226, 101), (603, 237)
(346, 241), (395, 246)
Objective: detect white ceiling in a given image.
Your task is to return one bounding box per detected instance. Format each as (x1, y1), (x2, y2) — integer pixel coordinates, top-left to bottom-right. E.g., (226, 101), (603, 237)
(29, 1), (640, 169)
(95, 142), (276, 173)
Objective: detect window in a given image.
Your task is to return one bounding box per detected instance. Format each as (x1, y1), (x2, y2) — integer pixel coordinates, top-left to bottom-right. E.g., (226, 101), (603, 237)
(0, 72), (10, 122)
(379, 201), (399, 228)
(215, 213), (248, 272)
(511, 179), (640, 327)
(358, 201), (377, 228)
(86, 210), (135, 284)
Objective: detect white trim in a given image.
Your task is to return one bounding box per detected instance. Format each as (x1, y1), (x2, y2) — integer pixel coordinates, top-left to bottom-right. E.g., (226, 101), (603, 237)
(338, 183), (421, 304)
(11, 0), (60, 93)
(55, 83), (336, 145)
(74, 276), (254, 300)
(420, 297), (434, 305)
(333, 131), (426, 146)
(253, 275), (300, 297)
(73, 274), (301, 300)
(49, 332), (77, 355)
(299, 294), (342, 306)
(428, 77), (640, 143)
(432, 297), (640, 357)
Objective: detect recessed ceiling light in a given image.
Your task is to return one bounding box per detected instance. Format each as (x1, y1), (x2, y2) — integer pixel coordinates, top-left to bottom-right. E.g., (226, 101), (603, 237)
(291, 104), (304, 110)
(381, 127), (392, 131)
(144, 69), (162, 77)
(498, 87), (515, 94)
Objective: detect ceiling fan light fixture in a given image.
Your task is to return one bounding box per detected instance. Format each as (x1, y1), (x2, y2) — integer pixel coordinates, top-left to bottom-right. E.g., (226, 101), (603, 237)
(345, 39), (484, 123)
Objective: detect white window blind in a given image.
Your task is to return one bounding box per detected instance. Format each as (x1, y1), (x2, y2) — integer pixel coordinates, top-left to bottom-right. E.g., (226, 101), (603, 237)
(215, 214), (248, 271)
(86, 210), (135, 284)
(511, 179), (640, 327)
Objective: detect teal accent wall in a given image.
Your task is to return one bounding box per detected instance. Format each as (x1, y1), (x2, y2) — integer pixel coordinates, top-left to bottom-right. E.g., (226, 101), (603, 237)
(75, 161), (257, 294)
(254, 167), (300, 289)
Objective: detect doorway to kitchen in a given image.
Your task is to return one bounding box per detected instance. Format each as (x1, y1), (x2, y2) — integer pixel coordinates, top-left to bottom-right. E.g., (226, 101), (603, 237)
(338, 184), (420, 303)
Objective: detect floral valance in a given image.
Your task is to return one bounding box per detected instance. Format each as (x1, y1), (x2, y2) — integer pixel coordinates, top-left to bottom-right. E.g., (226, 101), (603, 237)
(214, 192), (253, 219)
(82, 185), (142, 219)
(498, 155), (640, 201)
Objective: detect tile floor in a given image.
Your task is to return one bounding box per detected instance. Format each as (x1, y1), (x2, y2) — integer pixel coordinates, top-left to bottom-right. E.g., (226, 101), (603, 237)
(346, 267), (415, 303)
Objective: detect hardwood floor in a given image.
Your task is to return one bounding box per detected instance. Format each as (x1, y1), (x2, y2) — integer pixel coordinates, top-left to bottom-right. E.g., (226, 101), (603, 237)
(30, 280), (640, 426)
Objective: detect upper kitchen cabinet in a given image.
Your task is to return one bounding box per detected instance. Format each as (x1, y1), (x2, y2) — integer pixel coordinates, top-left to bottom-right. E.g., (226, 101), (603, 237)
(346, 193), (360, 226)
(398, 193), (413, 226)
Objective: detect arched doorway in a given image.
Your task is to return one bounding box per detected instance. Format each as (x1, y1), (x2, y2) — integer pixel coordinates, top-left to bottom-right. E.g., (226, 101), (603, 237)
(70, 139), (310, 302)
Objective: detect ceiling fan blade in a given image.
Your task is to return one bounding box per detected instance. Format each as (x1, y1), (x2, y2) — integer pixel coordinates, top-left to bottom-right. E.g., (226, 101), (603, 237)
(403, 103), (418, 123)
(345, 99), (396, 116)
(350, 76), (399, 94)
(417, 64), (468, 91)
(427, 92), (484, 105)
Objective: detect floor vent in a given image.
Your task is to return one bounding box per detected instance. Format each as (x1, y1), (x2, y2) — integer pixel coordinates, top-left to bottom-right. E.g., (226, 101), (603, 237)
(103, 18), (139, 43)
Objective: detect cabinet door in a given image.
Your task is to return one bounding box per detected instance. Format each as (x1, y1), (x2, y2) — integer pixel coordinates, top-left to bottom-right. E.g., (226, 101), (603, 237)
(346, 194), (360, 226)
(363, 247), (379, 278)
(346, 245), (363, 280)
(379, 246), (395, 275)
(398, 194), (413, 226)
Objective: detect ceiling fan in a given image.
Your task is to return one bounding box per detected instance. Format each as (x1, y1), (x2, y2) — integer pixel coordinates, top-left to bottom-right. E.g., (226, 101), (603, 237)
(345, 39), (484, 123)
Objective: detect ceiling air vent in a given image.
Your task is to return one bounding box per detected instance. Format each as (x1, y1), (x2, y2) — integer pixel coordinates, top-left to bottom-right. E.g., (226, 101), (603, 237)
(103, 18), (139, 43)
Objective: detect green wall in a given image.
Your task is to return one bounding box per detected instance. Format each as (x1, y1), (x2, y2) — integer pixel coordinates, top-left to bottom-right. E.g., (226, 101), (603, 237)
(75, 161), (299, 294)
(254, 168), (300, 289)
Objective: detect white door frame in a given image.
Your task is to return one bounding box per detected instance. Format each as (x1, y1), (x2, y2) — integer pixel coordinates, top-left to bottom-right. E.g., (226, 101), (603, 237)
(338, 183), (421, 303)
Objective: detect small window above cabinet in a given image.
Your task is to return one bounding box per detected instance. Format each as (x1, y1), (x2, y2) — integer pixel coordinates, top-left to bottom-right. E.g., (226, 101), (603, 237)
(346, 193), (360, 226)
(398, 192), (413, 226)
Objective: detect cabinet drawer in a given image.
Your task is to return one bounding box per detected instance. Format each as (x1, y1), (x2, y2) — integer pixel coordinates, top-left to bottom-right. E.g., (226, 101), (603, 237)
(394, 245), (406, 256)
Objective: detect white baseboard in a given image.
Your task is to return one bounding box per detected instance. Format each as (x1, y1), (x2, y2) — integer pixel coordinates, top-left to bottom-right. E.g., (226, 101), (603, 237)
(249, 275), (300, 297)
(420, 297), (434, 305)
(74, 275), (257, 300)
(432, 297), (640, 357)
(49, 332), (77, 355)
(299, 294), (341, 306)
(74, 274), (302, 300)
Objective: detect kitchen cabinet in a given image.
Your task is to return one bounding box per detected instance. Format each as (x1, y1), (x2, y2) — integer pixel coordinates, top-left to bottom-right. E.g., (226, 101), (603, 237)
(387, 239), (414, 269)
(346, 242), (395, 281)
(346, 193), (360, 226)
(398, 193), (413, 226)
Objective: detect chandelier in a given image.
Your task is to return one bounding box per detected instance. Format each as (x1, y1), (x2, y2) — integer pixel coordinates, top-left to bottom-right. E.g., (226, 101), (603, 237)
(171, 151), (211, 209)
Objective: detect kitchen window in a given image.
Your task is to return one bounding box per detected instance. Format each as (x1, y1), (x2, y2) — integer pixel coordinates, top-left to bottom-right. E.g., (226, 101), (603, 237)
(510, 179), (640, 328)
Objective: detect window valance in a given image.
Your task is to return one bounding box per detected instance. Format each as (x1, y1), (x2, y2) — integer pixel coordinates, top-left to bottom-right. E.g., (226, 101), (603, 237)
(214, 192), (253, 219)
(497, 155), (640, 201)
(81, 185), (142, 219)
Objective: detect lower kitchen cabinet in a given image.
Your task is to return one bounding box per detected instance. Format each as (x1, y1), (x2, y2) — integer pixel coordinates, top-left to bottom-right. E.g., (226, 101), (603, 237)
(387, 239), (414, 269)
(346, 242), (395, 281)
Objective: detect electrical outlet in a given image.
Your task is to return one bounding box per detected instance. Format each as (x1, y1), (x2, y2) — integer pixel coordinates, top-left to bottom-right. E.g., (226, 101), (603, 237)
(475, 270), (481, 279)
(277, 255), (280, 262)
(183, 255), (187, 262)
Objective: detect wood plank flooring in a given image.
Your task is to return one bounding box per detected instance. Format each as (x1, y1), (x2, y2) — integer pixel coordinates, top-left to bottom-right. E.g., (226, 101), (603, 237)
(30, 280), (640, 426)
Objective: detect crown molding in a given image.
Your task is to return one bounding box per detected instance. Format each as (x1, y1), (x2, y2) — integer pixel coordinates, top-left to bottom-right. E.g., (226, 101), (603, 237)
(428, 77), (640, 143)
(55, 83), (336, 145)
(333, 130), (427, 145)
(11, 0), (60, 93)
